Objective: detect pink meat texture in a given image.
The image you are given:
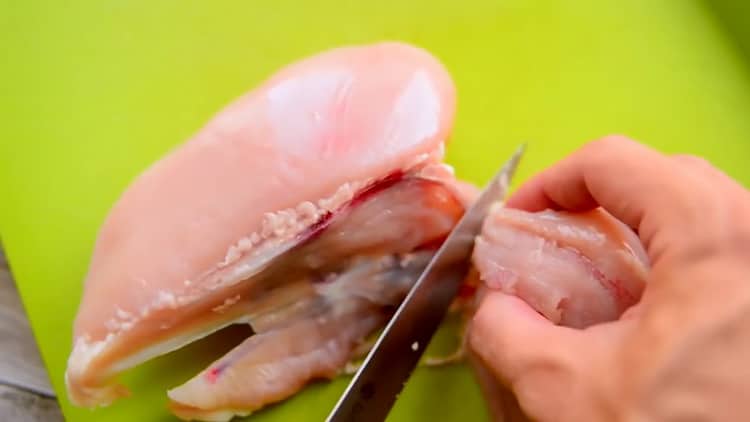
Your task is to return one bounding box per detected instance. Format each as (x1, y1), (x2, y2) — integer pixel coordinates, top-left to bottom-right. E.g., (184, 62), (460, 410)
(64, 41), (651, 421)
(472, 207), (649, 329)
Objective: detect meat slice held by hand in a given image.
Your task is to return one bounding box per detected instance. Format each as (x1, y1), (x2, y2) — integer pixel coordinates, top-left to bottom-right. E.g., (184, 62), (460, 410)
(473, 206), (650, 328)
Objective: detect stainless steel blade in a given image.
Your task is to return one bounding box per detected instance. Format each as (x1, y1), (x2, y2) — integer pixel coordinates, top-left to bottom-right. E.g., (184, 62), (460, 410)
(326, 144), (525, 422)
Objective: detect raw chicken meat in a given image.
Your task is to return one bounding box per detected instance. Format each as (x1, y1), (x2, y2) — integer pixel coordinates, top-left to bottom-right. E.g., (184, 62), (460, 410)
(472, 206), (650, 328)
(467, 206), (650, 422)
(165, 175), (464, 420)
(64, 41), (463, 420)
(65, 39), (652, 422)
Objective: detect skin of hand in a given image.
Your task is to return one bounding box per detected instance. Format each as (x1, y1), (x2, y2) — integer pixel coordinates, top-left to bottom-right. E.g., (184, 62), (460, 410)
(467, 135), (750, 422)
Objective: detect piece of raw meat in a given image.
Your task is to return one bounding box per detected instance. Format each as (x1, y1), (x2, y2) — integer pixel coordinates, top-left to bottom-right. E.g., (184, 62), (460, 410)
(65, 38), (651, 422)
(64, 41), (464, 421)
(472, 206), (650, 328)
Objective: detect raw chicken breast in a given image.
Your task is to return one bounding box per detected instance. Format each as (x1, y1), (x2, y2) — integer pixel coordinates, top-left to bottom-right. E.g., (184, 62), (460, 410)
(166, 175), (464, 420)
(472, 207), (649, 328)
(65, 41), (463, 419)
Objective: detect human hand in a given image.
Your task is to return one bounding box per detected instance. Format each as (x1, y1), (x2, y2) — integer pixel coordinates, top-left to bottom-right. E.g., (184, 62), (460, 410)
(468, 135), (750, 421)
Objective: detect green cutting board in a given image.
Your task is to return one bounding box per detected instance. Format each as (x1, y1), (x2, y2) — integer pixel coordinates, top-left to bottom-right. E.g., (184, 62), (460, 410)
(2, 1), (750, 421)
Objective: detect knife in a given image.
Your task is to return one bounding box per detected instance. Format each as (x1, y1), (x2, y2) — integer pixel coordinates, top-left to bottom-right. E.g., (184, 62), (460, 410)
(326, 144), (526, 422)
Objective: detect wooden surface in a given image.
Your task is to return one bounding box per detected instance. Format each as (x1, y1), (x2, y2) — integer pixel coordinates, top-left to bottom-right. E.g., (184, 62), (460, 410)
(0, 247), (64, 421)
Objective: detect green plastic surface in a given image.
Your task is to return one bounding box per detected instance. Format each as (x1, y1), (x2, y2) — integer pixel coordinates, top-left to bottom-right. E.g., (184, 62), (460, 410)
(2, 1), (750, 421)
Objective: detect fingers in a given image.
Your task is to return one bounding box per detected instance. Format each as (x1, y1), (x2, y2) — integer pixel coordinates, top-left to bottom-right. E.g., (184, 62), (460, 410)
(469, 292), (590, 421)
(469, 292), (631, 421)
(468, 292), (577, 386)
(507, 136), (670, 226)
(672, 154), (733, 183)
(505, 136), (736, 262)
(671, 154), (717, 173)
(672, 153), (750, 202)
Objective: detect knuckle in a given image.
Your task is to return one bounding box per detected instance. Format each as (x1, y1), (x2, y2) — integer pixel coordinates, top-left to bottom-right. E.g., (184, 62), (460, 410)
(591, 134), (634, 150)
(673, 153), (710, 167)
(582, 135), (637, 162)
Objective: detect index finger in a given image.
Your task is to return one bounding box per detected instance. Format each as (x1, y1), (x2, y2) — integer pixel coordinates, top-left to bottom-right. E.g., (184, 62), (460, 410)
(505, 135), (717, 261)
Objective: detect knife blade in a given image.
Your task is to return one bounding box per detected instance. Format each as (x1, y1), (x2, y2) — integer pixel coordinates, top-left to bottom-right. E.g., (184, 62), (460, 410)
(326, 144), (525, 422)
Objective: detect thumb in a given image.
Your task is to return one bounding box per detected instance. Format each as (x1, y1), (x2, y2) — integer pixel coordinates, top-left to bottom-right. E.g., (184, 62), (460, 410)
(469, 291), (628, 422)
(468, 291), (580, 389)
